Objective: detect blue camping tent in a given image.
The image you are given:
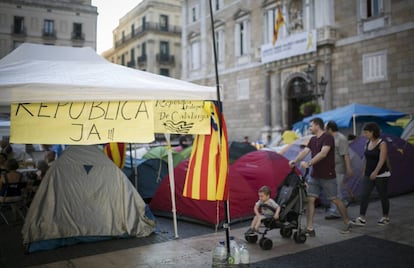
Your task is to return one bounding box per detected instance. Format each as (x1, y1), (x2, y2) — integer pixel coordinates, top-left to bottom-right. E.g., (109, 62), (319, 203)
(303, 103), (407, 135)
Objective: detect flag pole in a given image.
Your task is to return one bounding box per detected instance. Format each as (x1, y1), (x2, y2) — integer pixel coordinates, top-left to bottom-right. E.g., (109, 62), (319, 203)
(208, 0), (231, 257)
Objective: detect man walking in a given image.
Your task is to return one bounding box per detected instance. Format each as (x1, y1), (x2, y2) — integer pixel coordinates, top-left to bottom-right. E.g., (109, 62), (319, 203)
(289, 117), (352, 236)
(325, 121), (353, 220)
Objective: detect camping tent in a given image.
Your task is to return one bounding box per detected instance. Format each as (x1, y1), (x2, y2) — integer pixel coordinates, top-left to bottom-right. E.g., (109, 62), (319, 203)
(228, 141), (257, 163)
(150, 150), (293, 225)
(150, 159), (257, 225)
(129, 158), (169, 203)
(22, 145), (154, 252)
(302, 103), (407, 135)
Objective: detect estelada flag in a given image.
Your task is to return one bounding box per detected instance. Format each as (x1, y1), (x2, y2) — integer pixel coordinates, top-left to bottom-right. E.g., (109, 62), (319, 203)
(104, 142), (127, 169)
(183, 102), (229, 201)
(273, 7), (285, 46)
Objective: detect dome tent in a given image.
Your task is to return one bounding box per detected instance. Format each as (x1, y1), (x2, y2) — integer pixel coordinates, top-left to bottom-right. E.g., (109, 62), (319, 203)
(150, 150), (293, 226)
(22, 145), (154, 252)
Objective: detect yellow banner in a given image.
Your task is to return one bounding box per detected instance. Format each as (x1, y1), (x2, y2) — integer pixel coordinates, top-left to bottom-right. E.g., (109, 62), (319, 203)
(154, 100), (211, 134)
(10, 101), (212, 145)
(11, 101), (155, 144)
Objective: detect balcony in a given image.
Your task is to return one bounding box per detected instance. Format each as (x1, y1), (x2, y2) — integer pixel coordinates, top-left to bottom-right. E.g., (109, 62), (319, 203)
(127, 60), (136, 68)
(42, 30), (57, 39)
(156, 54), (175, 65)
(11, 25), (26, 37)
(115, 22), (181, 48)
(71, 32), (85, 41)
(137, 55), (147, 65)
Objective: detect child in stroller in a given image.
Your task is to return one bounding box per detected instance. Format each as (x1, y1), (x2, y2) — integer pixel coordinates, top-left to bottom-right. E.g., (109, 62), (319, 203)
(245, 168), (308, 250)
(245, 185), (281, 235)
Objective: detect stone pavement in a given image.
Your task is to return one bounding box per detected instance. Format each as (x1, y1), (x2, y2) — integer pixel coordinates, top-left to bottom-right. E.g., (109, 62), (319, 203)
(28, 192), (414, 268)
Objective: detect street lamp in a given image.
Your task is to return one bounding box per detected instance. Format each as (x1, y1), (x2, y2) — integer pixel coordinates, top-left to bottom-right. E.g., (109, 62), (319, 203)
(304, 64), (328, 100)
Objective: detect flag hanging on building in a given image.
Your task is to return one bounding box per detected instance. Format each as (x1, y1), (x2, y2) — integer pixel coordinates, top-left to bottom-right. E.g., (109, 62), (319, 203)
(183, 101), (229, 201)
(273, 7), (285, 46)
(104, 142), (127, 169)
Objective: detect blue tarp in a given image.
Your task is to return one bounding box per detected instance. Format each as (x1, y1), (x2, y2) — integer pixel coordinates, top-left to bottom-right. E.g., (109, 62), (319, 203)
(303, 103), (407, 128)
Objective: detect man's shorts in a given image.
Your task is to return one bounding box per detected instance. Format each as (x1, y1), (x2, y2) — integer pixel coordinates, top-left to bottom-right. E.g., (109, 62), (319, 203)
(307, 176), (338, 200)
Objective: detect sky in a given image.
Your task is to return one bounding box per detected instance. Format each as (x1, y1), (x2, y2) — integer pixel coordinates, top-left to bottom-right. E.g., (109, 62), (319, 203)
(91, 0), (142, 54)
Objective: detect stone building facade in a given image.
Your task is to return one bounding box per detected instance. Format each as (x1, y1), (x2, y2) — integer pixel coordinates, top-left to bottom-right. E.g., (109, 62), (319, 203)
(0, 0), (97, 59)
(102, 0), (182, 79)
(181, 0), (414, 143)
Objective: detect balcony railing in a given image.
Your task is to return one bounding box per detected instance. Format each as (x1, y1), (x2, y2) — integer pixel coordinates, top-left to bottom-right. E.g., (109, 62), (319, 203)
(137, 55), (147, 65)
(127, 60), (136, 68)
(42, 30), (57, 39)
(115, 22), (181, 48)
(156, 54), (175, 65)
(71, 32), (85, 41)
(11, 25), (26, 36)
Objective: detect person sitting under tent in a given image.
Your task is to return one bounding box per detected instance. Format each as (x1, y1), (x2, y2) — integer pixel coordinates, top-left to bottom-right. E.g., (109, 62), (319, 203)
(0, 159), (23, 194)
(0, 158), (26, 224)
(176, 135), (192, 152)
(45, 150), (56, 166)
(1, 137), (14, 160)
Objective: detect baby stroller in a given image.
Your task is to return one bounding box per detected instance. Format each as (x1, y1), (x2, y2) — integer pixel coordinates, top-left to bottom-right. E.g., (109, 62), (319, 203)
(245, 168), (308, 250)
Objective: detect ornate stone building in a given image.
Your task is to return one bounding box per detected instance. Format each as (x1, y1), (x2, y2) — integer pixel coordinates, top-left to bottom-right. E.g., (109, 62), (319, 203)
(102, 0), (182, 79)
(0, 0), (97, 59)
(181, 0), (414, 143)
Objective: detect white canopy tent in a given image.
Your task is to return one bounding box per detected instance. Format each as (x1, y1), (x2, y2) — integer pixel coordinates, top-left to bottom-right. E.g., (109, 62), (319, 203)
(0, 43), (216, 104)
(0, 43), (218, 239)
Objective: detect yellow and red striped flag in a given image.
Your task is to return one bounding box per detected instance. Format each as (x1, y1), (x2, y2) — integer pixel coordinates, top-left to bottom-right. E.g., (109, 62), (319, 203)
(183, 102), (229, 201)
(273, 7), (285, 46)
(104, 142), (127, 169)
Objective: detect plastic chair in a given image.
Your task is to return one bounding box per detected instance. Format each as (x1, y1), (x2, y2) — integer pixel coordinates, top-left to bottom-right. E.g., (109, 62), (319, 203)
(0, 181), (27, 224)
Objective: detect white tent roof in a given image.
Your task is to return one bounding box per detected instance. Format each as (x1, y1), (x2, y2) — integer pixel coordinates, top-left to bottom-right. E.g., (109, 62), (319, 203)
(0, 43), (217, 105)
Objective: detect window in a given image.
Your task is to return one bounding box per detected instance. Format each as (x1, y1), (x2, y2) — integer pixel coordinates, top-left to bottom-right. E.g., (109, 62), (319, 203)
(160, 41), (169, 56)
(368, 0), (382, 17)
(190, 41), (200, 70)
(142, 16), (146, 30)
(360, 0), (385, 19)
(121, 54), (125, 66)
(131, 24), (135, 36)
(13, 16), (24, 34)
(359, 0), (389, 32)
(235, 20), (250, 56)
(363, 50), (387, 83)
(141, 42), (146, 56)
(215, 29), (225, 62)
(130, 48), (135, 62)
(191, 5), (199, 22)
(72, 23), (83, 39)
(237, 79), (250, 100)
(43, 19), (54, 36)
(264, 8), (277, 44)
(160, 15), (168, 31)
(212, 0), (223, 11)
(160, 68), (170, 77)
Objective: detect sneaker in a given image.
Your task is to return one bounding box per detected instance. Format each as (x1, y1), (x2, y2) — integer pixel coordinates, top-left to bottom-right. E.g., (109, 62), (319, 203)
(340, 223), (352, 234)
(351, 217), (366, 226)
(377, 217), (390, 225)
(304, 228), (316, 237)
